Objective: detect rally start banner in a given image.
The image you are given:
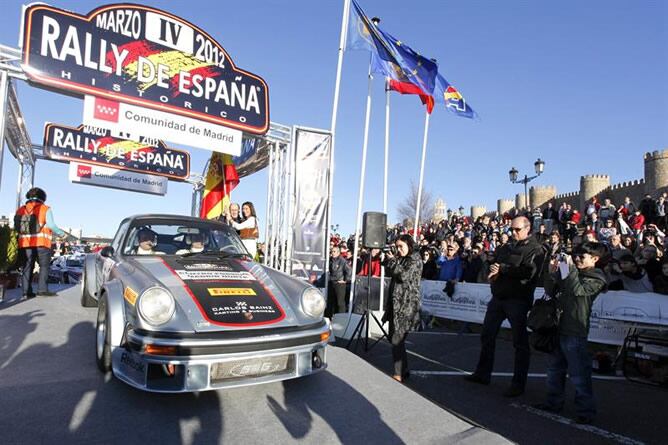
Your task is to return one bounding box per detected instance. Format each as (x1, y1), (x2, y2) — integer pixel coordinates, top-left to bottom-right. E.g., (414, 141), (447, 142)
(420, 280), (668, 346)
(44, 123), (189, 180)
(290, 128), (332, 282)
(21, 3), (269, 135)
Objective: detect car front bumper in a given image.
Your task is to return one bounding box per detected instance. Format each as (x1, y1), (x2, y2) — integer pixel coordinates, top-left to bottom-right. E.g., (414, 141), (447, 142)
(111, 321), (331, 393)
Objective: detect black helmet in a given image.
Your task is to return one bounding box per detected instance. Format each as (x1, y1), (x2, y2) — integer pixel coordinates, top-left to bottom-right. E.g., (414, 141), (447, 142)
(26, 187), (47, 202)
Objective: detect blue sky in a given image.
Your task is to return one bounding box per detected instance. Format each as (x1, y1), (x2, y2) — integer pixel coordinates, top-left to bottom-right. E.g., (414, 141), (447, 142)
(0, 0), (666, 237)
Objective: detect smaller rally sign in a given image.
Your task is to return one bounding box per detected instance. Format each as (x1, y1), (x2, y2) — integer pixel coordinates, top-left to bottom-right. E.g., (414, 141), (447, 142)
(44, 123), (190, 180)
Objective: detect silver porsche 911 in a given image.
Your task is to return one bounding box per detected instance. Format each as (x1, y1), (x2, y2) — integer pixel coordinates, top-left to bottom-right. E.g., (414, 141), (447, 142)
(81, 214), (330, 392)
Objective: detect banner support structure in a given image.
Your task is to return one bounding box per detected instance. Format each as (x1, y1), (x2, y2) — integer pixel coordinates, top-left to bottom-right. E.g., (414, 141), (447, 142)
(348, 55), (374, 314)
(380, 78), (390, 312)
(413, 111), (431, 240)
(325, 0), (351, 300)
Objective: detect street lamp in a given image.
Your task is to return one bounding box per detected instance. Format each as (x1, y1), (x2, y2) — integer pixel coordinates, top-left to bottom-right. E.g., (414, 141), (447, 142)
(508, 158), (545, 211)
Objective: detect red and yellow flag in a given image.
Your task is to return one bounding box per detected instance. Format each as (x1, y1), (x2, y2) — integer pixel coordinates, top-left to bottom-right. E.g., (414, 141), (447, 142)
(200, 152), (239, 220)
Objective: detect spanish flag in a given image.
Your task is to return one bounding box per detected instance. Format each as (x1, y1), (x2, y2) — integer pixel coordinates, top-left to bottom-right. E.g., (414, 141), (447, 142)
(200, 152), (239, 220)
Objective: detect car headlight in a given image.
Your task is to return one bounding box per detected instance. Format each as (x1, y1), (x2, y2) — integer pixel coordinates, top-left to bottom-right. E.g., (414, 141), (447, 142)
(301, 287), (326, 318)
(138, 287), (175, 326)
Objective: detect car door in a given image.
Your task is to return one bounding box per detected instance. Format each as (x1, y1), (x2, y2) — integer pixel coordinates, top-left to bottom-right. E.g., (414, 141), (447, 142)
(95, 220), (129, 293)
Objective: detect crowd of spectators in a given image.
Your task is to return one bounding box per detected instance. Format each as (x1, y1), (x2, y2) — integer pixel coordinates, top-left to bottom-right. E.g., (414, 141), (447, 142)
(329, 191), (668, 295)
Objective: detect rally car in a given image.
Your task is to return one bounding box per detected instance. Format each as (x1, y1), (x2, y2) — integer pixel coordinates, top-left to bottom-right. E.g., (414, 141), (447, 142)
(81, 214), (330, 392)
(49, 255), (84, 284)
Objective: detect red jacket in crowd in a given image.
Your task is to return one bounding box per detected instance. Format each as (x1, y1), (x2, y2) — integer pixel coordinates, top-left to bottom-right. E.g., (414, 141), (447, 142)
(630, 214), (645, 230)
(358, 256), (382, 277)
(570, 211), (582, 224)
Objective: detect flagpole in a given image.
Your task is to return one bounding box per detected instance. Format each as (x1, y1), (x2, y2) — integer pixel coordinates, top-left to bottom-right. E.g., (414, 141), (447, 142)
(348, 55), (374, 315)
(380, 77), (390, 313)
(413, 110), (431, 240)
(325, 0), (350, 302)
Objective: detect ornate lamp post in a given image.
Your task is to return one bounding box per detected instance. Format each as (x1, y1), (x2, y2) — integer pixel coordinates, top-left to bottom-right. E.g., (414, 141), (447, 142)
(509, 158), (545, 211)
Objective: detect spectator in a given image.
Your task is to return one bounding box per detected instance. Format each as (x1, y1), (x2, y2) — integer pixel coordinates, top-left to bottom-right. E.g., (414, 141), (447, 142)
(536, 242), (608, 425)
(437, 242), (463, 283)
(542, 202), (558, 234)
(622, 234), (637, 253)
(608, 234), (630, 260)
(639, 194), (656, 223)
(421, 248), (439, 280)
(534, 223), (549, 245)
(619, 196), (636, 220)
(598, 218), (617, 245)
(381, 234), (423, 383)
(462, 246), (484, 283)
(651, 258), (668, 294)
(629, 209), (645, 236)
(358, 248), (382, 277)
(325, 245), (351, 316)
(608, 254), (653, 293)
(656, 195), (667, 230)
(228, 201), (259, 258)
(466, 216), (545, 397)
(598, 198), (616, 223)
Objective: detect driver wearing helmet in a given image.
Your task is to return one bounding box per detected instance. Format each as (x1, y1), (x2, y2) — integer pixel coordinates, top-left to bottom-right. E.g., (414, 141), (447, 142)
(135, 228), (164, 255)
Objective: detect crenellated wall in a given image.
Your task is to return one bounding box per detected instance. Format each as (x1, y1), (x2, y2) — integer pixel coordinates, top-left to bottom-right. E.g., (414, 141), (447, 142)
(580, 174), (610, 210)
(515, 193), (527, 211)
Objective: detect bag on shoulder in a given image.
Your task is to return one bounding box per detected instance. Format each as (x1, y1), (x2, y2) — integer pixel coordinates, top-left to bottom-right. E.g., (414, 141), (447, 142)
(527, 294), (562, 335)
(14, 211), (41, 235)
(239, 225), (259, 240)
(530, 331), (559, 353)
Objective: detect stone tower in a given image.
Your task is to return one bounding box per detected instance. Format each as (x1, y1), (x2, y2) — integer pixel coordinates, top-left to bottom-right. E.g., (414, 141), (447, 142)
(644, 149), (668, 194)
(471, 205), (486, 220)
(498, 199), (514, 215)
(529, 185), (557, 209)
(433, 198), (447, 223)
(579, 174), (610, 211)
(515, 193), (527, 211)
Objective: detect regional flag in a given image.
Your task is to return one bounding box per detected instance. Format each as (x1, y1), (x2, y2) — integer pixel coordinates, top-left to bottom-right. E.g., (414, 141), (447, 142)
(200, 152), (239, 220)
(433, 73), (477, 119)
(346, 0), (437, 101)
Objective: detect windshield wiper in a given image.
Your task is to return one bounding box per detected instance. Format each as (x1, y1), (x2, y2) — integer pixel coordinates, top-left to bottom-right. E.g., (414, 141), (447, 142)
(180, 251), (250, 259)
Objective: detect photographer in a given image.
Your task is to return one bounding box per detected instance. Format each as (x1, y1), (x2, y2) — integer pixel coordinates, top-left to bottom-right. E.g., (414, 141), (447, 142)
(535, 242), (607, 424)
(381, 234), (423, 383)
(466, 216), (545, 397)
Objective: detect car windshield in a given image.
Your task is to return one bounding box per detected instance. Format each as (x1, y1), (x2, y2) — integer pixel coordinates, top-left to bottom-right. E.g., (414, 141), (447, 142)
(122, 220), (248, 257)
(66, 259), (83, 267)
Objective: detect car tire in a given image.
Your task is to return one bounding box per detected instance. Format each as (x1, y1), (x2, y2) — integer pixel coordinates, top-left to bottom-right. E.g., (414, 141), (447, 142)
(80, 269), (97, 307)
(63, 273), (70, 284)
(96, 297), (112, 373)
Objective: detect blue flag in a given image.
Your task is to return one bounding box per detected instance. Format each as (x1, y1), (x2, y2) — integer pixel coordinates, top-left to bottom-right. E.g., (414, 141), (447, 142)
(346, 0), (437, 96)
(433, 73), (477, 119)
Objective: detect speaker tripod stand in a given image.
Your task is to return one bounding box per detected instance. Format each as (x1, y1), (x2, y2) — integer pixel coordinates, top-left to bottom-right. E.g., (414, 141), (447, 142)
(346, 251), (389, 352)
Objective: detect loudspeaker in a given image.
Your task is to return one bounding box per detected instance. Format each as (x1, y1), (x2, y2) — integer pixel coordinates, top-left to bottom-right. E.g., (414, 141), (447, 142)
(362, 212), (386, 248)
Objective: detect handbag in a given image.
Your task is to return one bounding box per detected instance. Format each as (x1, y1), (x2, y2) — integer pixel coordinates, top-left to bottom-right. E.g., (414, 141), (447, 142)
(239, 221), (259, 240)
(527, 294), (562, 353)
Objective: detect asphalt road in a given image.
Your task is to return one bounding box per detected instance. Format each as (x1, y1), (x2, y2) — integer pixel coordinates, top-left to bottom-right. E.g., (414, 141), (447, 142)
(349, 321), (667, 445)
(0, 285), (509, 445)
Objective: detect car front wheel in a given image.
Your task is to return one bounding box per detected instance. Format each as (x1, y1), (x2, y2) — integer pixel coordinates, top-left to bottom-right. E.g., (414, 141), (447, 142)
(96, 297), (112, 373)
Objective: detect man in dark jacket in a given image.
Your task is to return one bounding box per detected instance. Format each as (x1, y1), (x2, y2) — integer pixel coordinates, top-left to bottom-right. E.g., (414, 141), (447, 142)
(326, 245), (351, 316)
(535, 242), (607, 424)
(466, 216), (545, 397)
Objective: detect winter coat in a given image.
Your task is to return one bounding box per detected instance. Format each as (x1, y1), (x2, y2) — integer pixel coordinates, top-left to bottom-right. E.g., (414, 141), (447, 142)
(383, 252), (423, 337)
(491, 236), (546, 301)
(328, 256), (351, 282)
(546, 266), (607, 338)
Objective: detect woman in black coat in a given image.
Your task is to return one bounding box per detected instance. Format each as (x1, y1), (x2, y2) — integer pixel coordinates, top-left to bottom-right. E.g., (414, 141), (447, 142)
(382, 234), (423, 382)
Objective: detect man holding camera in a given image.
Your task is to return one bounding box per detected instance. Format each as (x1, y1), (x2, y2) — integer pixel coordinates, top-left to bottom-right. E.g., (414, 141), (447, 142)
(466, 216), (545, 397)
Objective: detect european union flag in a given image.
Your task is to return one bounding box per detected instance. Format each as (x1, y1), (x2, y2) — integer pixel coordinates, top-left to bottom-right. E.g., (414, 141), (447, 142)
(433, 73), (477, 119)
(346, 0), (437, 97)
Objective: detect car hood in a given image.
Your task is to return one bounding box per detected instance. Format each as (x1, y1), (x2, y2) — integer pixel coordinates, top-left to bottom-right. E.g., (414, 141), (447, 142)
(131, 256), (306, 332)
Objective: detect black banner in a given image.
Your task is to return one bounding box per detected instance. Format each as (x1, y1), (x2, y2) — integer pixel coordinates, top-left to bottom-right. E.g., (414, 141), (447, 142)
(22, 4), (269, 135)
(44, 123), (190, 180)
(290, 129), (332, 282)
(161, 257), (285, 326)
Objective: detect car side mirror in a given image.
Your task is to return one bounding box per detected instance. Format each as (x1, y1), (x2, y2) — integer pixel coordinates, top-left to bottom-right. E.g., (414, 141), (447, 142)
(100, 246), (115, 258)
